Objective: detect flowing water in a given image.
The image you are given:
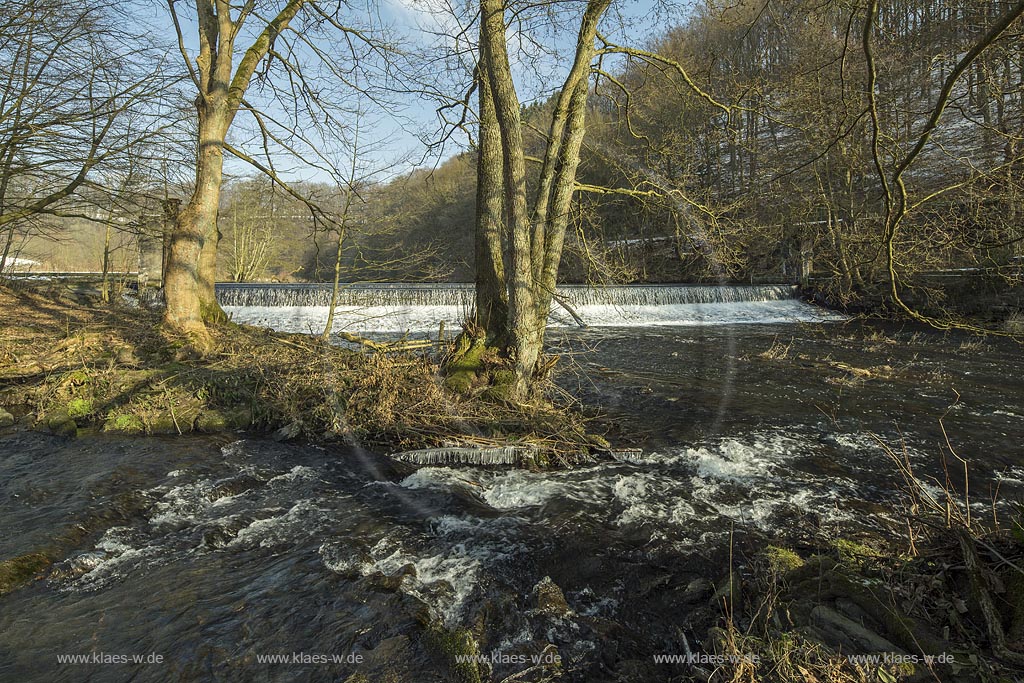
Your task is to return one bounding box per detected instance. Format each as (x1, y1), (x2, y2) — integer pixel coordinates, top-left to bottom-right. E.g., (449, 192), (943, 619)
(218, 283), (841, 334)
(2, 285), (1023, 682)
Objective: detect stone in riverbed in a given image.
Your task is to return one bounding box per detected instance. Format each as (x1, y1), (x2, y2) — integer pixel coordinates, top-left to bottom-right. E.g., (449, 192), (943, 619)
(367, 563), (417, 592)
(682, 577), (713, 603)
(710, 573), (742, 612)
(0, 407), (14, 428)
(810, 604), (905, 654)
(47, 551), (111, 581)
(46, 412), (77, 437)
(534, 576), (572, 616)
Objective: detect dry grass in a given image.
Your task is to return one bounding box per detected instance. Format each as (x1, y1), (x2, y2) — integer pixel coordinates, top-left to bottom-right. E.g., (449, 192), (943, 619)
(0, 283), (595, 460)
(757, 336), (794, 361)
(702, 432), (1024, 683)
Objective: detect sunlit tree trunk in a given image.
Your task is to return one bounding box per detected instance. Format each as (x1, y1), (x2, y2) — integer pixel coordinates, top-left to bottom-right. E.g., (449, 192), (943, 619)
(322, 190), (355, 341)
(479, 0), (535, 396)
(165, 110), (230, 332)
(473, 55), (508, 343)
(477, 0), (610, 398)
(163, 0), (308, 338)
(100, 206), (113, 303)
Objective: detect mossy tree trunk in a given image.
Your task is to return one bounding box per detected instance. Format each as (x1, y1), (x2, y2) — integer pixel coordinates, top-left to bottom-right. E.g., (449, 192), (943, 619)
(473, 52), (508, 346)
(163, 0), (308, 337)
(474, 0), (610, 400)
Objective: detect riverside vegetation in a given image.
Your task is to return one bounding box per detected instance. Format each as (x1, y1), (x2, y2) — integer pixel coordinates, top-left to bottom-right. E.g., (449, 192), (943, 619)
(683, 454), (1024, 683)
(0, 281), (600, 459)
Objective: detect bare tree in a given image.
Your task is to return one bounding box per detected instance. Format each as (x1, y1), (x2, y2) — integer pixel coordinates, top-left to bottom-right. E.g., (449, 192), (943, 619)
(162, 0), (395, 342)
(322, 114), (365, 341)
(0, 0), (173, 275)
(465, 0), (614, 398)
(861, 0), (1024, 328)
(221, 179), (278, 282)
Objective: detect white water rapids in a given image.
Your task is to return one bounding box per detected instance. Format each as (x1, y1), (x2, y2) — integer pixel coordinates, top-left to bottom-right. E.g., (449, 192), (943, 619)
(217, 283), (842, 334)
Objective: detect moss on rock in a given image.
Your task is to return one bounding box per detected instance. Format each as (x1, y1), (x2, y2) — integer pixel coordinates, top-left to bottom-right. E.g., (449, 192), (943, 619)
(195, 407), (252, 432)
(763, 546), (805, 575)
(103, 413), (145, 434)
(0, 552), (50, 595)
(63, 369), (91, 386)
(66, 398), (94, 420)
(422, 622), (483, 683)
(834, 538), (883, 565)
(444, 337), (502, 397)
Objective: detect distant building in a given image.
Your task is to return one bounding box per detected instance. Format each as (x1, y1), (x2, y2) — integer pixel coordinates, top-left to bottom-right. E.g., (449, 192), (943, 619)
(1, 257), (41, 272)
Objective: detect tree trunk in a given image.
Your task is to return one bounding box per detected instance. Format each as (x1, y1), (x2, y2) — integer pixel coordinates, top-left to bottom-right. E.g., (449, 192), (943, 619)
(322, 187), (355, 342)
(480, 0), (536, 398)
(475, 0), (610, 399)
(161, 198), (179, 288)
(164, 109), (229, 332)
(137, 231), (147, 296)
(100, 215), (112, 304)
(322, 225), (346, 341)
(161, 0), (309, 336)
(474, 55), (508, 343)
(535, 68), (597, 322)
(0, 224), (14, 276)
(197, 214), (224, 322)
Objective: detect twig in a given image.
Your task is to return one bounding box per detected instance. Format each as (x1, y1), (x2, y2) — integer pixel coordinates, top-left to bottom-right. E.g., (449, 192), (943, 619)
(163, 388), (182, 435)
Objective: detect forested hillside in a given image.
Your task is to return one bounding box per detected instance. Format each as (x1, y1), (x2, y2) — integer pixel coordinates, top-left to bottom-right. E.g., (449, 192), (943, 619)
(330, 0), (1024, 298)
(5, 0), (1020, 308)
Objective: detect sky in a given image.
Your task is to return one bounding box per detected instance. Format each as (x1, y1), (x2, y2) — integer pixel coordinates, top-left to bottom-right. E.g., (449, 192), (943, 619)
(130, 0), (694, 187)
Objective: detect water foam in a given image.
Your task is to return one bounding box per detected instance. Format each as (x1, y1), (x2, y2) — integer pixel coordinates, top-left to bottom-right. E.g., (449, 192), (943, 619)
(228, 499), (328, 548)
(402, 431), (863, 536)
(226, 299), (841, 335)
(352, 540), (483, 627)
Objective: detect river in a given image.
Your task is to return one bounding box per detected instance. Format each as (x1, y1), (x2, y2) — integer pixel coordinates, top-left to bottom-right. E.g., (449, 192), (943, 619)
(1, 287), (1022, 682)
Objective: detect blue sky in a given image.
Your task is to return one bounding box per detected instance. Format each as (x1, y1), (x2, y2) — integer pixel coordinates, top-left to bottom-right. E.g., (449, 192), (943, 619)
(134, 0), (694, 186)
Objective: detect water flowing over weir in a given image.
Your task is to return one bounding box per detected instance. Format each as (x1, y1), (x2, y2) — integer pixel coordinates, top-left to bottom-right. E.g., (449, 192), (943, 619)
(215, 282), (797, 308)
(218, 283), (842, 334)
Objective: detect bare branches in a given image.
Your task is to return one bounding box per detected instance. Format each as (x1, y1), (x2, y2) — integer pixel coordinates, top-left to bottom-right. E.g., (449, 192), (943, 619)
(0, 0), (181, 274)
(597, 32), (731, 116)
(861, 0), (1024, 332)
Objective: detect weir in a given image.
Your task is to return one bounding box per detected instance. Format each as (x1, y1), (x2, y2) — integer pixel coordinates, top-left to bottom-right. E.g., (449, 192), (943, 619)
(215, 282), (798, 308)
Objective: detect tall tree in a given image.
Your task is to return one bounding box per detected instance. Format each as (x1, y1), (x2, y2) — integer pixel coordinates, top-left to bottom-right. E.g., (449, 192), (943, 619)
(163, 0), (309, 336)
(163, 0), (392, 341)
(472, 54), (507, 344)
(473, 0), (613, 398)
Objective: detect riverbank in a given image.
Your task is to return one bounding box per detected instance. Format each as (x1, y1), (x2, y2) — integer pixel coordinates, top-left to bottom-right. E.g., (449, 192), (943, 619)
(0, 283), (597, 461)
(685, 467), (1024, 683)
(802, 269), (1024, 332)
